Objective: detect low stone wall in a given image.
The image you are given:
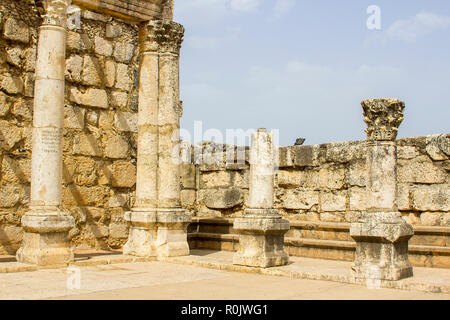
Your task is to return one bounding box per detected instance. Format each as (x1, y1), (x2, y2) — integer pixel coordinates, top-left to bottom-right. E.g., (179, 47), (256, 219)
(187, 134), (449, 228)
(0, 0), (139, 254)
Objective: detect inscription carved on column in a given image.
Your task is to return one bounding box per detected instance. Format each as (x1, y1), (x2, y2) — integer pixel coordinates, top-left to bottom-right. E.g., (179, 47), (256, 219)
(40, 128), (62, 154)
(362, 98), (405, 141)
(139, 20), (184, 55)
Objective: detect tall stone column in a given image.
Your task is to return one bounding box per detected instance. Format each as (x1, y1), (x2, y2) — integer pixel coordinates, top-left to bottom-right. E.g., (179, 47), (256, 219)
(16, 0), (75, 266)
(350, 98), (413, 281)
(233, 129), (289, 268)
(124, 20), (191, 258)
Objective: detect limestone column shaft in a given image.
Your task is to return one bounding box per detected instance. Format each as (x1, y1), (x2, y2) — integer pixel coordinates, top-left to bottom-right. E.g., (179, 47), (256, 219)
(31, 4), (69, 210)
(124, 20), (190, 258)
(16, 0), (74, 266)
(158, 52), (181, 208)
(366, 141), (398, 212)
(350, 98), (413, 281)
(247, 129), (275, 210)
(135, 50), (159, 209)
(233, 129), (289, 268)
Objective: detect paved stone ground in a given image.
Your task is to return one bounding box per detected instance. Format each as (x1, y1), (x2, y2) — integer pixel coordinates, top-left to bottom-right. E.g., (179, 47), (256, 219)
(0, 250), (449, 300)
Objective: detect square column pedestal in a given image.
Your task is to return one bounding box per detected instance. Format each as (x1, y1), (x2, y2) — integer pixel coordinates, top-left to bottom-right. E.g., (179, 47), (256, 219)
(233, 209), (290, 268)
(350, 212), (414, 281)
(16, 211), (75, 266)
(123, 208), (191, 257)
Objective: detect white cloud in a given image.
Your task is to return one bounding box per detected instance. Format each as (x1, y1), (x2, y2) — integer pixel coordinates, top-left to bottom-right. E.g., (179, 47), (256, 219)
(364, 12), (450, 47)
(230, 0), (262, 12)
(383, 12), (450, 44)
(273, 0), (296, 19)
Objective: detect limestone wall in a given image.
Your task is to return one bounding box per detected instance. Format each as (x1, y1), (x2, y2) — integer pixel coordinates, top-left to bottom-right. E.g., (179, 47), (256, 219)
(187, 135), (449, 227)
(0, 0), (139, 254)
(0, 0), (448, 255)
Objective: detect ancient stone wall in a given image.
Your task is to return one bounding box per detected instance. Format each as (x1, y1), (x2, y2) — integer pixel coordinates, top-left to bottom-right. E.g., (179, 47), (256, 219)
(0, 0), (139, 254)
(0, 0), (448, 256)
(188, 135), (449, 227)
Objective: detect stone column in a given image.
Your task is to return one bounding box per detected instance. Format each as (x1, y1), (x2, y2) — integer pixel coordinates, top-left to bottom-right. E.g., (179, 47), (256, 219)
(233, 129), (289, 268)
(124, 20), (191, 258)
(16, 0), (75, 266)
(350, 98), (413, 281)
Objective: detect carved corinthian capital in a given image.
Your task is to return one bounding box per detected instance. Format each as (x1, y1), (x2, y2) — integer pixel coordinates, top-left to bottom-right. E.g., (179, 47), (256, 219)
(139, 20), (184, 55)
(362, 98), (405, 142)
(41, 0), (71, 27)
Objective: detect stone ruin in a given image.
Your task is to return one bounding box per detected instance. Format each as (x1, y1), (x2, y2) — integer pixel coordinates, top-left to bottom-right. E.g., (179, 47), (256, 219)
(0, 0), (449, 282)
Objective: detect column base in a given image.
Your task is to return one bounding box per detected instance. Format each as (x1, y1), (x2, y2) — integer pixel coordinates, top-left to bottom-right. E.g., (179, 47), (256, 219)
(350, 212), (414, 281)
(16, 210), (75, 266)
(123, 208), (191, 258)
(233, 209), (290, 268)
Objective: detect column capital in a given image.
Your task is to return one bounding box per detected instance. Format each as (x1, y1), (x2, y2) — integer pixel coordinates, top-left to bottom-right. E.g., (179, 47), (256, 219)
(362, 98), (405, 142)
(139, 20), (184, 55)
(40, 0), (71, 27)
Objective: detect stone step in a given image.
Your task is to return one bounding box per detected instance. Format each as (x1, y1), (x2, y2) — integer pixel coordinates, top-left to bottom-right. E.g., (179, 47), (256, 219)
(187, 218), (450, 269)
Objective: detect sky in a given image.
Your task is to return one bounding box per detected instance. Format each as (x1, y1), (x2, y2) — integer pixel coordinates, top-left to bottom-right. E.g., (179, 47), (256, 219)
(174, 0), (450, 146)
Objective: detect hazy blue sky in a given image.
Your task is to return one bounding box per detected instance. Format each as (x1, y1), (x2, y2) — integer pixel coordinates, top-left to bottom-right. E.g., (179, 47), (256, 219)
(174, 0), (450, 146)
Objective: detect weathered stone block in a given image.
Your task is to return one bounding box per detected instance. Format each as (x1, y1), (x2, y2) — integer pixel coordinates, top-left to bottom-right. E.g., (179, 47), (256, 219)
(398, 156), (446, 184)
(113, 42), (135, 63)
(0, 92), (10, 116)
(420, 212), (442, 226)
(181, 189), (196, 207)
(110, 91), (127, 108)
(110, 161), (136, 188)
(318, 167), (346, 190)
(70, 87), (108, 109)
(73, 133), (102, 157)
(6, 47), (22, 67)
(109, 223), (129, 239)
(65, 55), (83, 83)
(0, 120), (22, 151)
(64, 105), (85, 129)
(104, 135), (130, 159)
(82, 56), (103, 86)
(397, 183), (411, 211)
(1, 156), (31, 183)
(94, 36), (113, 56)
(320, 212), (344, 222)
(11, 99), (32, 121)
(321, 192), (347, 212)
(279, 146), (294, 167)
(3, 18), (29, 43)
(108, 193), (128, 208)
(201, 170), (231, 188)
(294, 145), (320, 167)
(397, 146), (419, 159)
(180, 163), (196, 189)
(410, 185), (449, 212)
(281, 189), (319, 210)
(115, 63), (131, 90)
(277, 170), (308, 188)
(326, 141), (365, 163)
(204, 188), (242, 209)
(1, 74), (23, 94)
(349, 187), (366, 211)
(106, 24), (122, 38)
(105, 60), (116, 88)
(348, 160), (366, 187)
(114, 111), (137, 132)
(1, 184), (21, 207)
